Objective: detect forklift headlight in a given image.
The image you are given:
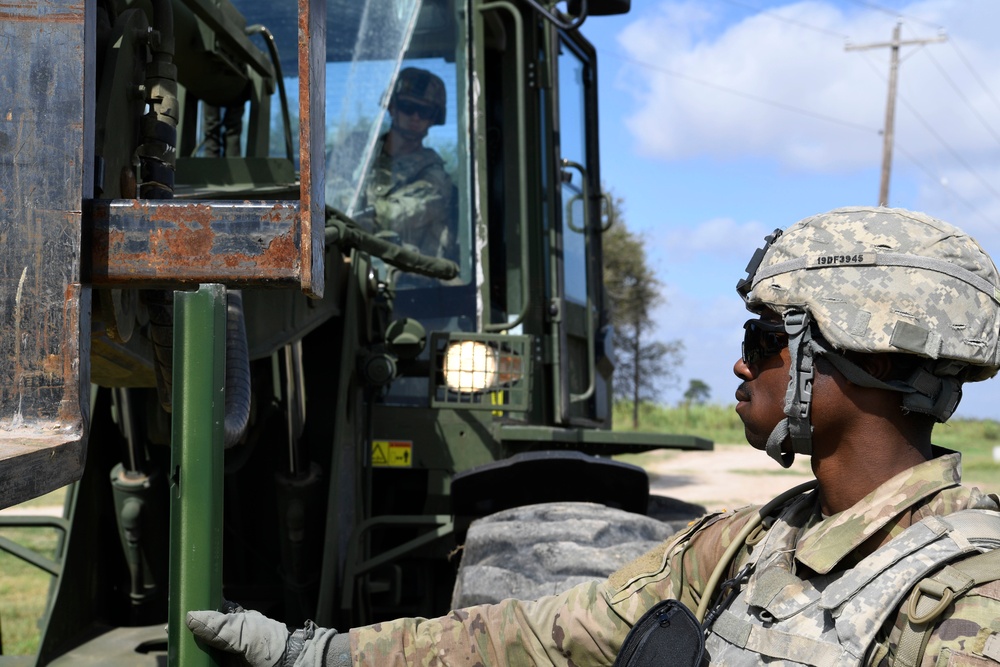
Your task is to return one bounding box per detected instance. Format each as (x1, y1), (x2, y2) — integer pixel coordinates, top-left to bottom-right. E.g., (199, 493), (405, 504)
(442, 341), (522, 393)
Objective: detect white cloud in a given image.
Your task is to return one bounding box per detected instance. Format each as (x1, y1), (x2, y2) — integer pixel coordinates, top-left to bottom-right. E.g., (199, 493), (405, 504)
(600, 1), (1000, 418)
(659, 216), (771, 258)
(617, 1), (1000, 177)
(650, 286), (747, 406)
(900, 163), (1000, 269)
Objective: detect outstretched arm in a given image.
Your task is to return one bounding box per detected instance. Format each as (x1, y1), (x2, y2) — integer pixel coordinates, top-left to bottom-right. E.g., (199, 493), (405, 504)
(186, 602), (350, 667)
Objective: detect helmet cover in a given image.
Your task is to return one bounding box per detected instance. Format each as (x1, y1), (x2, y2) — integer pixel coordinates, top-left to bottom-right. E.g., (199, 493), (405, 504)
(391, 67), (447, 126)
(742, 206), (1000, 382)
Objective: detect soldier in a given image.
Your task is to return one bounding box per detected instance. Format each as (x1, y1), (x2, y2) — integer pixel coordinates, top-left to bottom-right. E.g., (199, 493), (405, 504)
(188, 206), (1000, 666)
(353, 66), (454, 260)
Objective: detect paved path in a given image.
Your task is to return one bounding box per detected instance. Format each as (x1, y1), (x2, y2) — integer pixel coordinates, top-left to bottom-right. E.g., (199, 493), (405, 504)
(646, 443), (813, 512)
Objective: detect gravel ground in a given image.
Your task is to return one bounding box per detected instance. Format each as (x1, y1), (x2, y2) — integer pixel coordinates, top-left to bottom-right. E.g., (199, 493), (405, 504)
(646, 443), (814, 512)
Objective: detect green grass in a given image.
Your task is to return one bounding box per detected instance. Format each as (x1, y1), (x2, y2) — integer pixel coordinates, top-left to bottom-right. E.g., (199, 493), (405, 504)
(931, 418), (1000, 491)
(0, 485), (67, 655)
(14, 488), (68, 510)
(613, 402), (1000, 492)
(613, 402), (747, 444)
(0, 527), (61, 655)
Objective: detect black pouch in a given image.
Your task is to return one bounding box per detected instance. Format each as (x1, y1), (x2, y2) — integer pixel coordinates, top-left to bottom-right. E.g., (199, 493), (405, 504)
(613, 599), (705, 667)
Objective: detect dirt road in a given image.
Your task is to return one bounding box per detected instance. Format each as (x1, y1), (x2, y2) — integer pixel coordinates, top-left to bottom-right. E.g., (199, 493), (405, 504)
(3, 443), (815, 519)
(645, 443), (813, 512)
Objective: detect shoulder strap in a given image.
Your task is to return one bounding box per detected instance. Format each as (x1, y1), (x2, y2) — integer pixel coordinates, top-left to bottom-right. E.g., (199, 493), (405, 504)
(893, 540), (1000, 666)
(696, 480), (818, 624)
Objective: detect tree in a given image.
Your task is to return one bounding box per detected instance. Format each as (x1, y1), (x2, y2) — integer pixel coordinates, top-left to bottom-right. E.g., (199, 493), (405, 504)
(683, 379), (711, 406)
(602, 191), (683, 428)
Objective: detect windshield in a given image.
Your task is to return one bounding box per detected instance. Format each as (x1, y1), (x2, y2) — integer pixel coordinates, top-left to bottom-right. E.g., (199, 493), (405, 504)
(230, 0), (473, 291)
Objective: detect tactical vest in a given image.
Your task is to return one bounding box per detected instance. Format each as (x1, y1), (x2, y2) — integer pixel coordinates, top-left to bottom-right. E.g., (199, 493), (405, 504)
(703, 508), (1000, 667)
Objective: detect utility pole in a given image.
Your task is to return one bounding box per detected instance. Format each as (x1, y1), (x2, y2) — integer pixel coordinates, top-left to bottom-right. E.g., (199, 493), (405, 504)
(846, 23), (947, 206)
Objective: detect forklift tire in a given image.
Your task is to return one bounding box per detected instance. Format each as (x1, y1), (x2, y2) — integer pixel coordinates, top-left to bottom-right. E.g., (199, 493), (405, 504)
(450, 501), (689, 609)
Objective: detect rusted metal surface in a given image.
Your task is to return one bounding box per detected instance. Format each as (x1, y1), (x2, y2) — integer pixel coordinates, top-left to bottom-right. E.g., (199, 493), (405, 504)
(0, 0), (91, 508)
(0, 0), (328, 507)
(299, 0), (327, 298)
(90, 199), (304, 287)
(87, 0), (326, 295)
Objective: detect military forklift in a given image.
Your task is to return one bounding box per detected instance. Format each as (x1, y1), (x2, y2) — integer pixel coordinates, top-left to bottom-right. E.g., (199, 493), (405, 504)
(0, 0), (710, 664)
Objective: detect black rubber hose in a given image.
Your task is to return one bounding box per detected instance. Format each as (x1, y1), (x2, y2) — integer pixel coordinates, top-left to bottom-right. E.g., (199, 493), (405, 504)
(245, 24), (293, 161)
(224, 290), (251, 448)
(149, 0), (174, 59)
(325, 214), (459, 280)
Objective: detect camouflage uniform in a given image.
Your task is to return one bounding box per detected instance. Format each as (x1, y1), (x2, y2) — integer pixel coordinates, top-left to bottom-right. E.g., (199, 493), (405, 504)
(350, 451), (1000, 666)
(186, 207), (1000, 667)
(361, 135), (454, 260)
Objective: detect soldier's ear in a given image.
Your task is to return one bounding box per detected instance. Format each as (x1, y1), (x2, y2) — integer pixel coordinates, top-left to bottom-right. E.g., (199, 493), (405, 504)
(834, 351), (894, 384)
(857, 353), (893, 382)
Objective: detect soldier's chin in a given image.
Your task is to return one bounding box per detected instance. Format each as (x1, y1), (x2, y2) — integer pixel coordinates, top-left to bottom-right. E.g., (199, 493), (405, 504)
(396, 127), (428, 142)
(742, 425), (771, 452)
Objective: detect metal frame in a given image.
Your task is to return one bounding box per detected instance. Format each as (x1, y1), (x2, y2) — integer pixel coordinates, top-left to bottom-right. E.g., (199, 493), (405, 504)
(0, 1), (326, 663)
(0, 0), (325, 511)
(0, 0), (94, 511)
(339, 515), (454, 617)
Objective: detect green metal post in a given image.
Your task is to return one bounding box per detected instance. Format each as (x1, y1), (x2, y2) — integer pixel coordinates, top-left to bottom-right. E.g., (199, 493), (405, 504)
(168, 284), (226, 667)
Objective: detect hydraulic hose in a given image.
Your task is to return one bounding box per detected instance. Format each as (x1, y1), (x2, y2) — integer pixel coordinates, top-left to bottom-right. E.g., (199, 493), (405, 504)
(145, 289), (251, 450)
(223, 290), (251, 448)
(140, 0), (178, 199)
(325, 212), (459, 280)
(245, 24), (293, 161)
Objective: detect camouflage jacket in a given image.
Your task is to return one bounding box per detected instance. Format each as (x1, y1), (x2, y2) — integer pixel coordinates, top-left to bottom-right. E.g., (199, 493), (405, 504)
(350, 450), (1000, 666)
(361, 137), (454, 259)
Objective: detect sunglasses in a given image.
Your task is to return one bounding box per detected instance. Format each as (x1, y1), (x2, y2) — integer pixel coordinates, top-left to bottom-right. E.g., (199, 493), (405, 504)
(395, 99), (437, 121)
(742, 319), (788, 366)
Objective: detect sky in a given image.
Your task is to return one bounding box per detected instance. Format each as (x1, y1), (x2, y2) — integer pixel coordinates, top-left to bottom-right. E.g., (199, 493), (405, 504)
(578, 0), (1000, 420)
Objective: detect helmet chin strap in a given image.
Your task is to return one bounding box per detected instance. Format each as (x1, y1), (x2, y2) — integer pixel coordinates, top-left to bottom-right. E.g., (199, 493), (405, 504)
(764, 311), (815, 469)
(763, 419), (793, 468)
(761, 311), (966, 469)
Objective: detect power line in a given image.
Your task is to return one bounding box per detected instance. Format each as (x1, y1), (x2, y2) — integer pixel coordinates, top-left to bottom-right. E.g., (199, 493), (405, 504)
(895, 94), (1000, 204)
(598, 12), (1000, 221)
(846, 23), (947, 206)
(948, 39), (1000, 119)
(840, 0), (944, 31)
(715, 0), (849, 39)
(854, 50), (1000, 209)
(918, 47), (1000, 150)
(853, 40), (996, 224)
(893, 142), (996, 228)
(602, 50), (878, 135)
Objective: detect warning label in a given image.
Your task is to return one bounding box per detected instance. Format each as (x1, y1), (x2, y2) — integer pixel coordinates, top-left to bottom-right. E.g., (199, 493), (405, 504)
(371, 440), (413, 468)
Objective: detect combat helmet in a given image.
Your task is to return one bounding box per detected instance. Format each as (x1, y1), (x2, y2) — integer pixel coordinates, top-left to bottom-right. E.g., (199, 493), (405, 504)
(737, 206), (1000, 467)
(390, 67), (447, 126)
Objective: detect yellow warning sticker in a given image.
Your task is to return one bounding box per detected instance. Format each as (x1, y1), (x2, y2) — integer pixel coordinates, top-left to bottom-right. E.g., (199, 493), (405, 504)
(371, 440), (413, 468)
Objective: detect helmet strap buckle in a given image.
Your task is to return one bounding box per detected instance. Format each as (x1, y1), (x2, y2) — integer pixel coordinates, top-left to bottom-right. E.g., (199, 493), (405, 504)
(763, 310), (815, 468)
(784, 312), (815, 459)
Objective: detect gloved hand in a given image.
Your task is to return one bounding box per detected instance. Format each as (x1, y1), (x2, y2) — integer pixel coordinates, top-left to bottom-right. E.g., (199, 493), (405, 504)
(186, 601), (342, 667)
(352, 205), (377, 229)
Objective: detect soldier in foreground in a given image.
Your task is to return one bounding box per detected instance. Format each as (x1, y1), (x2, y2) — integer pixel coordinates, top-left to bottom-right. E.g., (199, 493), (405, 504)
(188, 206), (1000, 666)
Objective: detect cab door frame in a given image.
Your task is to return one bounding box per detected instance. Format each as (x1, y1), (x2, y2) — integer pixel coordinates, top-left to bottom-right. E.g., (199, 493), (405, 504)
(547, 25), (608, 427)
